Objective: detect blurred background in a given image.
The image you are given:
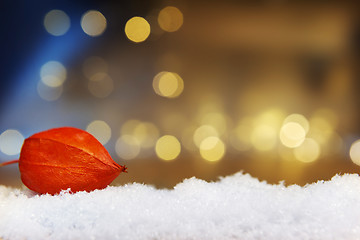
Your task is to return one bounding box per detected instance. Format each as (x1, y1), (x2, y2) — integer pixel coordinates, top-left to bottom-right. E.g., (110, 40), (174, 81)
(0, 0), (359, 189)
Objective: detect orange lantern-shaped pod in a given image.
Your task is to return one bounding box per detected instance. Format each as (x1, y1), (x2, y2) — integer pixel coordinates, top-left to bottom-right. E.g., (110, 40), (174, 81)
(1, 127), (127, 194)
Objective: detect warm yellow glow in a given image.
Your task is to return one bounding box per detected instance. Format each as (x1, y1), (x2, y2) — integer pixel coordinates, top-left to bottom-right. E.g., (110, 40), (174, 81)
(44, 10), (70, 36)
(0, 129), (24, 155)
(125, 17), (151, 43)
(41, 76), (64, 88)
(201, 112), (227, 135)
(133, 122), (160, 148)
(120, 120), (159, 149)
(40, 61), (67, 87)
(37, 81), (63, 101)
(153, 71), (184, 98)
(200, 136), (225, 162)
(193, 125), (218, 148)
(250, 124), (277, 151)
(81, 10), (107, 36)
(155, 135), (181, 161)
(255, 108), (286, 129)
(310, 117), (333, 134)
(279, 122), (306, 148)
(159, 73), (178, 96)
(86, 120), (111, 145)
(307, 109), (337, 147)
(158, 6), (183, 32)
(153, 72), (166, 96)
(88, 72), (114, 98)
(283, 114), (309, 133)
(181, 125), (198, 152)
(115, 135), (141, 160)
(294, 138), (320, 163)
(350, 140), (360, 166)
(82, 56), (108, 79)
(121, 119), (141, 135)
(308, 116), (334, 145)
(230, 119), (252, 151)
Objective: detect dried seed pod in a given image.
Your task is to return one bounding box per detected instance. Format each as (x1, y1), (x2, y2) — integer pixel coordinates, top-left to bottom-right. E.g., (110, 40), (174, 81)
(2, 127), (127, 194)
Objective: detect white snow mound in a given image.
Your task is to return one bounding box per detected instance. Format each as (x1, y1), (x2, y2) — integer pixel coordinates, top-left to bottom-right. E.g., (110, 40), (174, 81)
(1, 172), (360, 240)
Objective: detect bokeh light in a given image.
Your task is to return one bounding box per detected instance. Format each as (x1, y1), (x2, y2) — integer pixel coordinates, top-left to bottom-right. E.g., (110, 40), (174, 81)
(37, 81), (63, 101)
(40, 61), (67, 87)
(44, 10), (70, 36)
(132, 122), (159, 148)
(283, 114), (309, 134)
(86, 120), (111, 145)
(88, 72), (114, 98)
(125, 17), (151, 43)
(200, 136), (225, 162)
(279, 122), (306, 148)
(229, 118), (252, 152)
(82, 56), (108, 79)
(152, 71), (184, 98)
(350, 140), (360, 166)
(2, 0), (359, 189)
(158, 73), (178, 97)
(121, 119), (142, 135)
(294, 138), (320, 163)
(201, 112), (228, 135)
(181, 125), (198, 152)
(250, 124), (277, 151)
(121, 120), (159, 149)
(155, 135), (181, 161)
(193, 125), (218, 148)
(0, 129), (24, 156)
(158, 6), (183, 32)
(254, 108), (286, 129)
(115, 135), (141, 160)
(81, 10), (107, 36)
(308, 116), (334, 145)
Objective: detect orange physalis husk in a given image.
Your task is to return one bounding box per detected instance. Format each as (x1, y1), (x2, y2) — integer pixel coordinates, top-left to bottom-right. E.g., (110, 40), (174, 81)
(2, 127), (127, 195)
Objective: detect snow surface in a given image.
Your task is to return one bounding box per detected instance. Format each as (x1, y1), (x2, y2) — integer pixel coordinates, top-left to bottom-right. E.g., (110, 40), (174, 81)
(1, 172), (360, 240)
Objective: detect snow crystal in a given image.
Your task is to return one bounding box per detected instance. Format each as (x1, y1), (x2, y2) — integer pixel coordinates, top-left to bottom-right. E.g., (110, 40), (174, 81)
(1, 172), (360, 240)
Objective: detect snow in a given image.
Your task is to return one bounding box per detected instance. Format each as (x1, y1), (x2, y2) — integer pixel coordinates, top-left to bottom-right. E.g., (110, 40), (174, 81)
(1, 172), (360, 240)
